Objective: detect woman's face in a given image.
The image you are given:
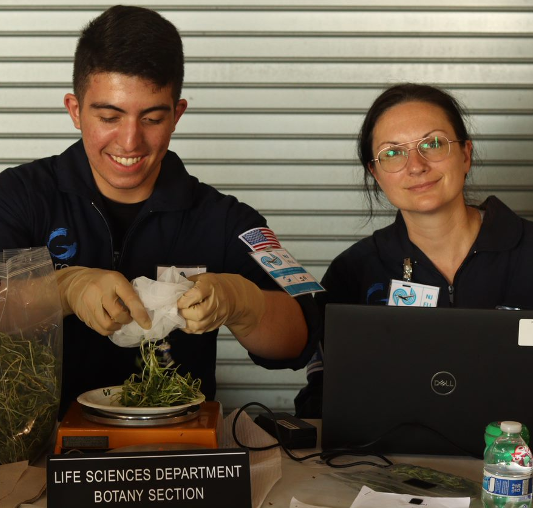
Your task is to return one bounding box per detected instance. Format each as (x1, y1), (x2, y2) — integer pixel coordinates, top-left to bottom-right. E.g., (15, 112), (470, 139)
(370, 101), (473, 216)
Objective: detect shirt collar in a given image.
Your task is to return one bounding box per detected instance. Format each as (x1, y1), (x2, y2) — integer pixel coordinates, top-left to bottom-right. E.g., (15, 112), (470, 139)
(474, 195), (523, 252)
(57, 139), (197, 211)
(375, 195), (523, 266)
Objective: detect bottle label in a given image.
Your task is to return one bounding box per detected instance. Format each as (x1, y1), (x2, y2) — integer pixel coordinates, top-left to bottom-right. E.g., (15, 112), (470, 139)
(483, 470), (533, 498)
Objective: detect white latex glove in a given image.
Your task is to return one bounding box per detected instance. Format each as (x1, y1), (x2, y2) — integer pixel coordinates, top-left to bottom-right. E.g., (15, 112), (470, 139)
(55, 266), (152, 336)
(177, 273), (266, 338)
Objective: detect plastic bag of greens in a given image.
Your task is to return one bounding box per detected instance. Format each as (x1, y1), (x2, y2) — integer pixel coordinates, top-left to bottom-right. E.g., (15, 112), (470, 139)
(0, 247), (63, 464)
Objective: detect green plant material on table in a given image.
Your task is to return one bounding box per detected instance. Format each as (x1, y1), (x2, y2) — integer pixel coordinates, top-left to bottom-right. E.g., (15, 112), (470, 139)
(0, 332), (59, 464)
(118, 340), (203, 407)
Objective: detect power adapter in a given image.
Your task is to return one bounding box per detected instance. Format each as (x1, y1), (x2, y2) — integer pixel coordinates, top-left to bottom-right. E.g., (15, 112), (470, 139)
(254, 412), (317, 449)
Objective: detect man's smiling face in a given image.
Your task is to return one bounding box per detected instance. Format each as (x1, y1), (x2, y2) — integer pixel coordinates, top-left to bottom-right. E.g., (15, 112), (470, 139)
(64, 72), (187, 203)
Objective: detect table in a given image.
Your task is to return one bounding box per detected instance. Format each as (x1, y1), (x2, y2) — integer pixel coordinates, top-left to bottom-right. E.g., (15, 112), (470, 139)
(262, 420), (484, 507)
(21, 420), (484, 508)
(262, 451), (483, 506)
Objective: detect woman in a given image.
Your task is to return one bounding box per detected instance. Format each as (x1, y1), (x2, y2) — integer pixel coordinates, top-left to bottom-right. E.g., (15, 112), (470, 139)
(295, 83), (533, 417)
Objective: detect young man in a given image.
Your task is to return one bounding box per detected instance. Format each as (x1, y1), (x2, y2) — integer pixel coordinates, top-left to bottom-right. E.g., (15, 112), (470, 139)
(0, 5), (319, 417)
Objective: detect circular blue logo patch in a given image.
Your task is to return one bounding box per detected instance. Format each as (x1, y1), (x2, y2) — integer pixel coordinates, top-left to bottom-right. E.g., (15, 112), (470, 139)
(47, 228), (77, 261)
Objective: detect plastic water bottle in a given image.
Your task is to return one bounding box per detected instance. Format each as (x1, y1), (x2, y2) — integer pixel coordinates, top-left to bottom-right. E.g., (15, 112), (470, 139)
(482, 421), (533, 508)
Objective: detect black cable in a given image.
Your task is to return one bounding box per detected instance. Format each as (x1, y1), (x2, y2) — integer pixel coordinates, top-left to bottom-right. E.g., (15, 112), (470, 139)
(347, 420), (481, 459)
(231, 402), (393, 468)
(232, 402), (481, 465)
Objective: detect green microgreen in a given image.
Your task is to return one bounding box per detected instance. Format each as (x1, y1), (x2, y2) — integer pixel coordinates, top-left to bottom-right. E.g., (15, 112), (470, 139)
(118, 340), (203, 407)
(0, 332), (60, 464)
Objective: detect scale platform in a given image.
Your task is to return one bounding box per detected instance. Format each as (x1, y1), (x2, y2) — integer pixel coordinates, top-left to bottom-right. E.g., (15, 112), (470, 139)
(54, 401), (222, 454)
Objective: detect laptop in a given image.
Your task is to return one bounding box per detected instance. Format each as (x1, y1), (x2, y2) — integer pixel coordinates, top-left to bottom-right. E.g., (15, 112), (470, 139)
(321, 304), (533, 458)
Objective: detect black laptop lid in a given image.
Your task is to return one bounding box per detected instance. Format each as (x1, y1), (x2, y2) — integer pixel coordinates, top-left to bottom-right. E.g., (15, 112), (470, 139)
(321, 304), (533, 457)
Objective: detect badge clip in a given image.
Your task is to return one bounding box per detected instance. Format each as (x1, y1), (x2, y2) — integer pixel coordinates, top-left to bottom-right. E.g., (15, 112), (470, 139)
(403, 257), (412, 282)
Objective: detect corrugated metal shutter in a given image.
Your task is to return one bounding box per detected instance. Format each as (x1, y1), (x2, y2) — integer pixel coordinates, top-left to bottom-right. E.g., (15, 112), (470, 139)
(1, 1), (532, 415)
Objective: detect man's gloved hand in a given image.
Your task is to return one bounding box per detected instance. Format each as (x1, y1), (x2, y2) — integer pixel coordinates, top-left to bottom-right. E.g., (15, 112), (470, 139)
(177, 273), (266, 338)
(55, 266), (152, 336)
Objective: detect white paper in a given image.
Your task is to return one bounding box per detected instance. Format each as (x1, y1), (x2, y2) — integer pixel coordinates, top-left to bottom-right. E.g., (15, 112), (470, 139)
(222, 410), (282, 508)
(518, 319), (533, 346)
(290, 497), (332, 508)
(0, 461), (27, 500)
(0, 462), (46, 508)
(350, 486), (471, 508)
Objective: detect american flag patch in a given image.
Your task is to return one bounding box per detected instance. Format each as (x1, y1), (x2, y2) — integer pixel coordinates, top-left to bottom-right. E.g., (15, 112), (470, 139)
(239, 227), (282, 251)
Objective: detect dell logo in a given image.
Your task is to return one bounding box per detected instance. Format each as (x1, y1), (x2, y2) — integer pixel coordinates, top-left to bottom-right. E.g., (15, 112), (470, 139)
(431, 371), (457, 396)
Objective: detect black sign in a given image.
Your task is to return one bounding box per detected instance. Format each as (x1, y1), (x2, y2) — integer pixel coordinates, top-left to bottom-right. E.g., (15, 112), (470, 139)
(47, 448), (251, 507)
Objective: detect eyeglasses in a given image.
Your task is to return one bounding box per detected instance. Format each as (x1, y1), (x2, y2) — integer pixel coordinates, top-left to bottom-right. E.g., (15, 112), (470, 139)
(371, 135), (462, 173)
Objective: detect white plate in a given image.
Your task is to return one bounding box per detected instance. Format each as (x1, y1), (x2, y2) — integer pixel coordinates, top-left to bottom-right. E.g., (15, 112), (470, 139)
(77, 386), (205, 415)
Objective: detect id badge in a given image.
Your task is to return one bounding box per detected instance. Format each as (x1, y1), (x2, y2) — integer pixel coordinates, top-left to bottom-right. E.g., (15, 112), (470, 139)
(239, 227), (325, 297)
(249, 248), (325, 297)
(387, 279), (439, 307)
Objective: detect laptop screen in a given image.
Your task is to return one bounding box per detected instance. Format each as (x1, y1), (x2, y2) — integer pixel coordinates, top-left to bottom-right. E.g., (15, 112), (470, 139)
(321, 304), (533, 457)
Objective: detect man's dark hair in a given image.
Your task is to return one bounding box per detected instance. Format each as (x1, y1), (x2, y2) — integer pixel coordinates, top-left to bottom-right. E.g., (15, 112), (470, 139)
(73, 5), (184, 105)
(357, 83), (475, 214)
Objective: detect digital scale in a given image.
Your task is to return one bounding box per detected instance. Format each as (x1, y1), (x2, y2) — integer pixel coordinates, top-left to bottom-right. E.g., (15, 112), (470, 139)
(54, 401), (222, 454)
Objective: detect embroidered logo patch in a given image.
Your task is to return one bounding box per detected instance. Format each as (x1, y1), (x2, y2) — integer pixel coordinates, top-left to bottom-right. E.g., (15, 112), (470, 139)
(47, 227), (77, 261)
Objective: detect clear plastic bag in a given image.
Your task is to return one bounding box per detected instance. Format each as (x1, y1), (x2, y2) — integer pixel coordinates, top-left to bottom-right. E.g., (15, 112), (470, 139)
(330, 463), (482, 507)
(0, 247), (63, 464)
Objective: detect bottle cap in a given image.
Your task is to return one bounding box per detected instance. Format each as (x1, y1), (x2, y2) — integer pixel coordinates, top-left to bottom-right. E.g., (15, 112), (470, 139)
(500, 421), (522, 434)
